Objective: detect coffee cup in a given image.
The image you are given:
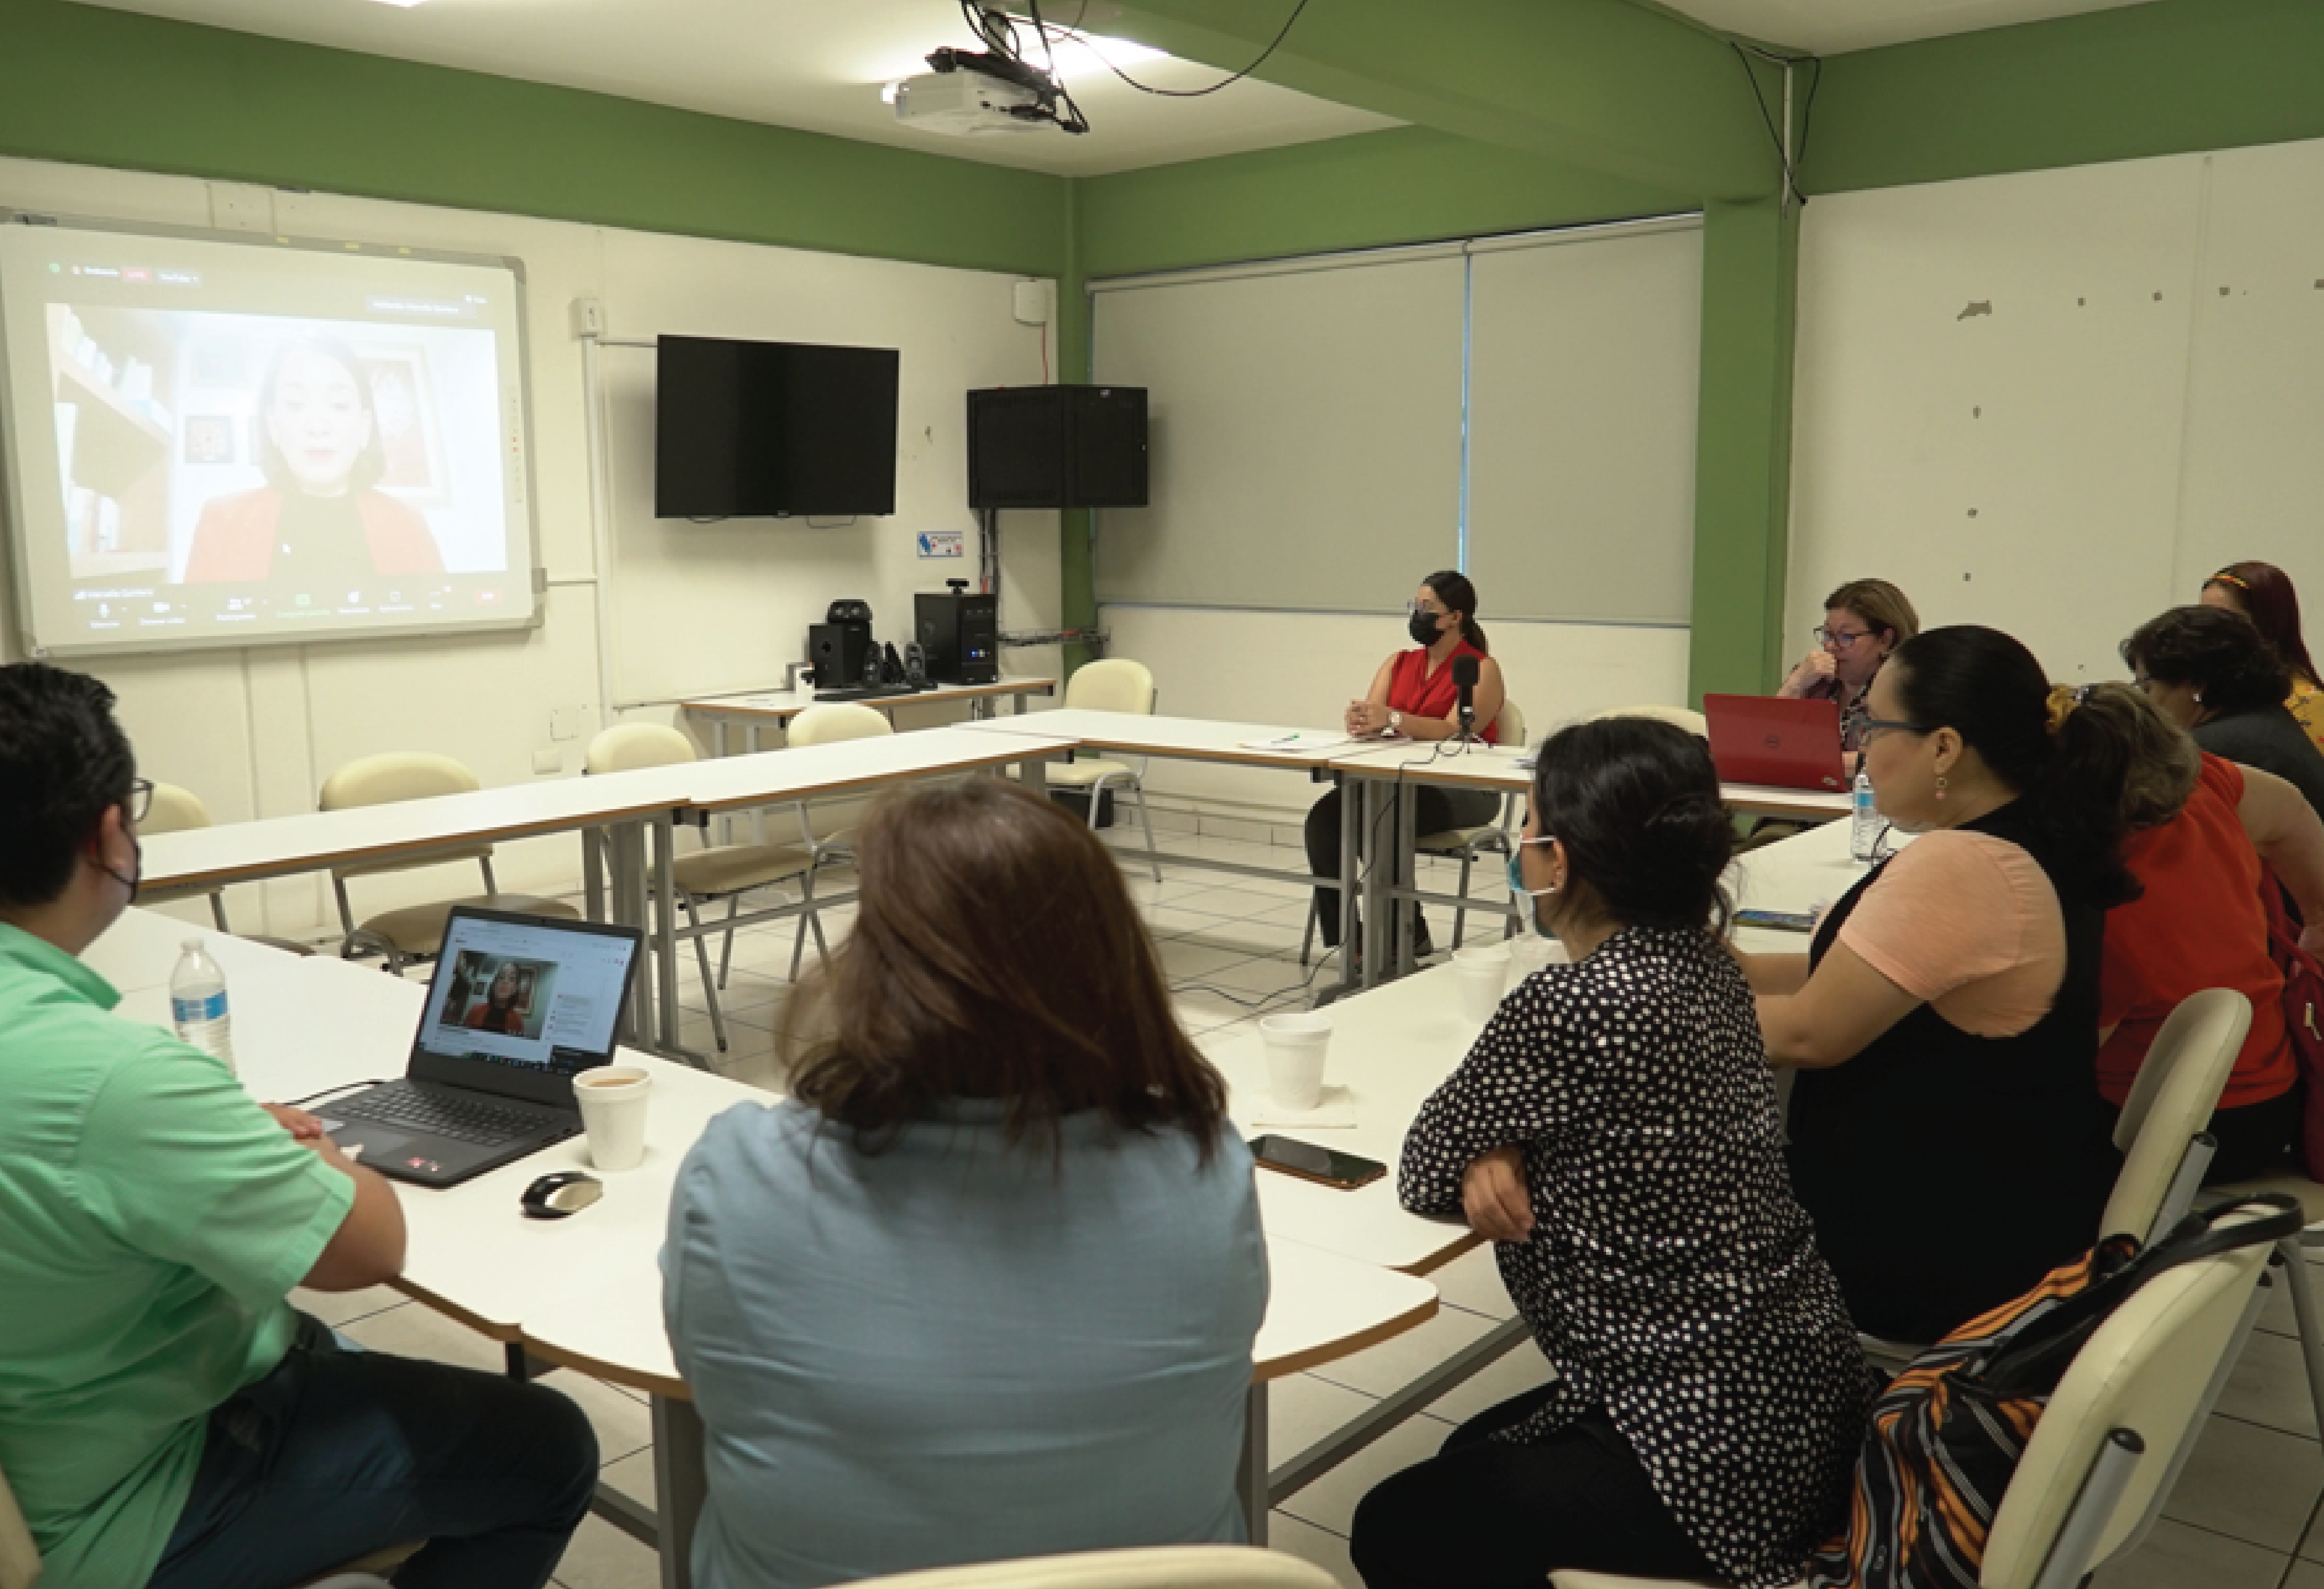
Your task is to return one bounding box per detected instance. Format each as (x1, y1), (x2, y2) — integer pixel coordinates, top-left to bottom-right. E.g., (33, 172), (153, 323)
(1451, 947), (1510, 1024)
(574, 1065), (653, 1172)
(1258, 1013), (1333, 1111)
(1505, 935), (1570, 993)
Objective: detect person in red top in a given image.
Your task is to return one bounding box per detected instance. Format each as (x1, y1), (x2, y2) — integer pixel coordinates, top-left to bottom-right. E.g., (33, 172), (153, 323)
(1304, 571), (1510, 961)
(463, 963), (529, 1036)
(181, 336), (444, 585)
(2087, 682), (2324, 1181)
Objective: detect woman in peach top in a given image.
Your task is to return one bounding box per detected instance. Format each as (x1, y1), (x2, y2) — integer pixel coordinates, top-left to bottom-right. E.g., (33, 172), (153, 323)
(2204, 561), (2324, 754)
(1733, 627), (2141, 1344)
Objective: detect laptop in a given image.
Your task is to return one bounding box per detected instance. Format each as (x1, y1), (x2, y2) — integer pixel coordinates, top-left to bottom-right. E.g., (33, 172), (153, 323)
(1702, 694), (1849, 792)
(317, 906), (645, 1188)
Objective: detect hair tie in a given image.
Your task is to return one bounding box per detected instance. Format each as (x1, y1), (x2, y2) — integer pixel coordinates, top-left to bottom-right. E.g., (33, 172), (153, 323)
(2210, 571), (2250, 591)
(2044, 683), (2086, 737)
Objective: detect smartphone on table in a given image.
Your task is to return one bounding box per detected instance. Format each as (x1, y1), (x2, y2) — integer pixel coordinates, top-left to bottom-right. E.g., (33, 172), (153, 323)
(1734, 908), (1817, 934)
(1249, 1134), (1388, 1190)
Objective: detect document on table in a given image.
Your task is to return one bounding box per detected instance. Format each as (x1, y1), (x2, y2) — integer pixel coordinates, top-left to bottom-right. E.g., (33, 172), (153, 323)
(1240, 731), (1352, 751)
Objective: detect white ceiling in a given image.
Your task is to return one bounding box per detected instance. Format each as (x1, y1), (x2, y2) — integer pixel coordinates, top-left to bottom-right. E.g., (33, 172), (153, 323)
(59, 0), (1399, 178)
(1658, 0), (2163, 55)
(63, 0), (2170, 180)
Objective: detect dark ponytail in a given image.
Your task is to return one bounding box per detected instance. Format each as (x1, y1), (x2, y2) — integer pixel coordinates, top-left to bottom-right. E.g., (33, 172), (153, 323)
(1423, 570), (1489, 657)
(1887, 626), (2141, 909)
(1529, 717), (1734, 935)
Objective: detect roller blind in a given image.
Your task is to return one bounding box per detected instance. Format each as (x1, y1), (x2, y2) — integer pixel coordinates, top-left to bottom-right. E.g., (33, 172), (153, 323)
(1465, 221), (1704, 625)
(1091, 248), (1464, 611)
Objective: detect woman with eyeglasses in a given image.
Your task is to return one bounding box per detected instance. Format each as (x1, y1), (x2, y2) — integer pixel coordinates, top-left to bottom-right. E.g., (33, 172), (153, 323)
(1303, 571), (1507, 960)
(1776, 579), (1919, 750)
(2124, 604), (2324, 828)
(1351, 718), (1873, 1589)
(1735, 626), (2139, 1345)
(2071, 682), (2324, 1182)
(2202, 561), (2324, 754)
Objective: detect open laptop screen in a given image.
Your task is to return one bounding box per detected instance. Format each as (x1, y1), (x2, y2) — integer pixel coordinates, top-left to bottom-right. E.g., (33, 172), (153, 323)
(418, 910), (637, 1079)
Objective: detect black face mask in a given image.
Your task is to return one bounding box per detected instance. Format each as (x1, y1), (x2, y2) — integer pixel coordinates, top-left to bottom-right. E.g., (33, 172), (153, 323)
(99, 836), (143, 906)
(1408, 610), (1443, 647)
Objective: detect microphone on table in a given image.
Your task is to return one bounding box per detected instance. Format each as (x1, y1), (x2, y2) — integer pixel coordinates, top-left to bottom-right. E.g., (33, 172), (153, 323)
(1453, 655), (1479, 745)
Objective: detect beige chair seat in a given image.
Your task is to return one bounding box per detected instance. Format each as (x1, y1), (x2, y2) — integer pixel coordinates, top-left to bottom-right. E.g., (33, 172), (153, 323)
(846, 1545), (1340, 1589)
(671, 843), (813, 897)
(1550, 1575), (1752, 1589)
(2211, 1168), (2324, 1222)
(357, 894), (579, 960)
(1046, 755), (1136, 789)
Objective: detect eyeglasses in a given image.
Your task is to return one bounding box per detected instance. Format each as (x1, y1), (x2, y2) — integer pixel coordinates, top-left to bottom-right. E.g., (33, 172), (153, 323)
(123, 779), (153, 824)
(1814, 626), (1873, 647)
(1856, 718), (1931, 747)
(1404, 600), (1446, 617)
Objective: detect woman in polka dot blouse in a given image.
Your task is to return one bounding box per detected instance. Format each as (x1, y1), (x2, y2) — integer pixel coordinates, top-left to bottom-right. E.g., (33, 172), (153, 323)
(1350, 718), (1876, 1589)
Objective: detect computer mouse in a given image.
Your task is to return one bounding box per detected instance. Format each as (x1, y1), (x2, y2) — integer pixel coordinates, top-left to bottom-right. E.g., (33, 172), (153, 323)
(521, 1170), (603, 1220)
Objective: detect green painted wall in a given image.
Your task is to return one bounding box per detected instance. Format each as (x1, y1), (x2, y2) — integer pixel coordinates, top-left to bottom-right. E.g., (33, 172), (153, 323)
(0, 0), (1067, 277)
(1077, 127), (1689, 278)
(1806, 0), (2324, 195)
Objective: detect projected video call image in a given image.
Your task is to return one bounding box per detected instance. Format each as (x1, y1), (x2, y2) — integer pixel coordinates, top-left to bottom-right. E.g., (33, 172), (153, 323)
(437, 950), (557, 1042)
(47, 307), (507, 585)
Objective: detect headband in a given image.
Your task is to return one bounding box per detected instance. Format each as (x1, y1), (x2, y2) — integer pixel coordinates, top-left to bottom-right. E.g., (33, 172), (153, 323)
(2208, 571), (2250, 591)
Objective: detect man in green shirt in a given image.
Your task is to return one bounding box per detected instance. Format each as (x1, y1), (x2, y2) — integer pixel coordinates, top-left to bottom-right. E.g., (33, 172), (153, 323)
(0, 662), (597, 1589)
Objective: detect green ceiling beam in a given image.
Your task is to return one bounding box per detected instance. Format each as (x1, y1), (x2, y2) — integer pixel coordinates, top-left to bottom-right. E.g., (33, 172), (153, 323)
(1102, 0), (1783, 201)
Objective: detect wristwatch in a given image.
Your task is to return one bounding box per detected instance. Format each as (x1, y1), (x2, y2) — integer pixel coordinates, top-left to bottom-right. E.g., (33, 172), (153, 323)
(1387, 710), (1403, 735)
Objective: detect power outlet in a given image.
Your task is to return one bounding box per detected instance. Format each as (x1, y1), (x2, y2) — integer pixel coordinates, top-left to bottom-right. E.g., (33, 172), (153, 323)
(570, 298), (605, 339)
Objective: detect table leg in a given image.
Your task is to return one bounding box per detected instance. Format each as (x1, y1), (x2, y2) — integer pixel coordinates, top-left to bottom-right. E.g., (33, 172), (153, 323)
(1395, 779), (1419, 979)
(651, 1395), (706, 1589)
(711, 722), (730, 845)
(584, 828), (606, 924)
(1360, 781), (1391, 991)
(1015, 749), (1048, 791)
(1238, 1381), (1269, 1547)
(747, 725), (766, 847)
(1336, 775), (1361, 999)
(651, 810), (686, 1058)
(608, 820), (652, 1045)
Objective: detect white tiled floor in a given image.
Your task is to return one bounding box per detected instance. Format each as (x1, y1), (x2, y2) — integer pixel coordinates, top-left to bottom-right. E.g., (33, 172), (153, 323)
(336, 822), (2324, 1588)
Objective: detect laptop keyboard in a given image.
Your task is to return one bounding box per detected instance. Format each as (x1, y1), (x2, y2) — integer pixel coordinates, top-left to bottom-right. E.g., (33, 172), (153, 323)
(335, 1081), (571, 1147)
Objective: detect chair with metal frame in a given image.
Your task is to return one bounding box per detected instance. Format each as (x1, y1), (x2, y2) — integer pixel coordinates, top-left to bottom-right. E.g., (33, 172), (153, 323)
(1548, 1201), (2280, 1589)
(583, 723), (814, 1053)
(780, 704), (893, 980)
(317, 752), (577, 971)
(1044, 659), (1163, 884)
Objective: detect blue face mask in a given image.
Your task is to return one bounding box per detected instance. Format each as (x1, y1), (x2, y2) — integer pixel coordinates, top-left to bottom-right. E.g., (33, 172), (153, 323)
(1507, 836), (1557, 933)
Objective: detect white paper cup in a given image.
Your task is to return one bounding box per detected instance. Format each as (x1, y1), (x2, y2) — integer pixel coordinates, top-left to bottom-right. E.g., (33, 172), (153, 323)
(574, 1065), (653, 1171)
(1451, 948), (1509, 1024)
(1259, 1013), (1333, 1111)
(1505, 935), (1570, 993)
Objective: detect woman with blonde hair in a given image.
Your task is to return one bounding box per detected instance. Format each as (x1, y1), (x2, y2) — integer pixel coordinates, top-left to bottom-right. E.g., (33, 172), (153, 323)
(661, 779), (1264, 1589)
(1777, 578), (1920, 751)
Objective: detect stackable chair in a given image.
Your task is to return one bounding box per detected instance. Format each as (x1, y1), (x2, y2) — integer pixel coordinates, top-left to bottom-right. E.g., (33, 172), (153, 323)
(781, 704), (893, 979)
(1413, 698), (1527, 951)
(1550, 1203), (2279, 1589)
(1044, 658), (1163, 883)
(2209, 1148), (2324, 1444)
(584, 723), (815, 1052)
(843, 1546), (1340, 1589)
(1859, 988), (2249, 1370)
(138, 781), (314, 955)
(1587, 703), (1709, 738)
(317, 752), (577, 971)
(1299, 700), (1528, 964)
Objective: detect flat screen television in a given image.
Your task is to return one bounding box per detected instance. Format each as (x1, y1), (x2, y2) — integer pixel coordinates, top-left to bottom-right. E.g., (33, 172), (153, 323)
(968, 385), (1147, 510)
(655, 335), (899, 519)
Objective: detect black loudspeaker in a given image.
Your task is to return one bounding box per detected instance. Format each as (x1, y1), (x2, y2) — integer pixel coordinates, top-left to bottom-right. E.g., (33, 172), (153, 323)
(808, 622), (874, 689)
(967, 386), (1149, 510)
(902, 642), (928, 688)
(915, 590), (999, 685)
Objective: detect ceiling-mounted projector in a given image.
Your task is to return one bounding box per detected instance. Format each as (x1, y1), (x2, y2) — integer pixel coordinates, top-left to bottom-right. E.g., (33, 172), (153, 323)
(891, 65), (1047, 135)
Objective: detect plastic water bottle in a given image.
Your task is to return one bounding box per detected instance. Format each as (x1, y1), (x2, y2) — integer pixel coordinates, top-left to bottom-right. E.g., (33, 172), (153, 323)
(1849, 768), (1882, 864)
(169, 939), (235, 1073)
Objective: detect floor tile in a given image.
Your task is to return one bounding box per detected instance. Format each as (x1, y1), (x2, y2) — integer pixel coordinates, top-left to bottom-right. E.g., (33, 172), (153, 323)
(1159, 939), (1264, 982)
(2287, 1558), (2324, 1589)
(1276, 1405), (1448, 1539)
(1304, 1304), (1506, 1402)
(1414, 1333), (1556, 1428)
(337, 1294), (508, 1374)
(1261, 1511), (1359, 1589)
(599, 1445), (658, 1510)
(552, 1511), (663, 1589)
(289, 1283), (409, 1329)
(2215, 1326), (2324, 1438)
(1197, 954), (1325, 1006)
(1423, 1242), (1516, 1321)
(2088, 1518), (2287, 1589)
(1267, 1374), (1382, 1460)
(2160, 1413), (2324, 1551)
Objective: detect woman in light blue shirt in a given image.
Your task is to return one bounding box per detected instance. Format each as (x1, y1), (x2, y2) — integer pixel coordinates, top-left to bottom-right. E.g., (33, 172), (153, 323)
(662, 779), (1268, 1589)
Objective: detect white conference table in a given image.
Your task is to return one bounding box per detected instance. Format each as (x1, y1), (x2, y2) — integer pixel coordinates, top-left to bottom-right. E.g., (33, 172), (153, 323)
(683, 675), (1056, 751)
(96, 919), (1434, 1584)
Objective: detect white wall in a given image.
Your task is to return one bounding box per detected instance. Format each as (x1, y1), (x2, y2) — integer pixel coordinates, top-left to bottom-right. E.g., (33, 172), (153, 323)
(1788, 138), (2324, 684)
(1097, 603), (1688, 824)
(0, 154), (1058, 935)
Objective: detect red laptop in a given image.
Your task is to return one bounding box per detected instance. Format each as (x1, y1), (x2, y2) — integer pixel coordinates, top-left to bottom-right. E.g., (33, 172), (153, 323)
(1702, 695), (1848, 792)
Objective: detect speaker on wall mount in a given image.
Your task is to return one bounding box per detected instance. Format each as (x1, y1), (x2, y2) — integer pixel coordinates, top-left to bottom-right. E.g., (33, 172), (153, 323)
(967, 386), (1149, 510)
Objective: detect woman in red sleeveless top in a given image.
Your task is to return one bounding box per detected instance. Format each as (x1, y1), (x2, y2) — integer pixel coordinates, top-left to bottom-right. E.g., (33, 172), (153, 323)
(1305, 571), (1510, 960)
